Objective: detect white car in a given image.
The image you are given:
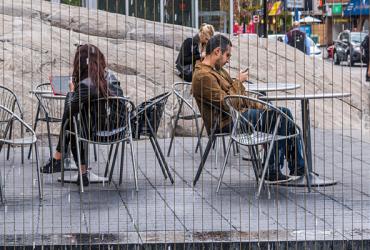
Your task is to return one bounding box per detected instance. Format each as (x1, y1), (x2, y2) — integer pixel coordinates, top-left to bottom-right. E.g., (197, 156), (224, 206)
(268, 34), (322, 59)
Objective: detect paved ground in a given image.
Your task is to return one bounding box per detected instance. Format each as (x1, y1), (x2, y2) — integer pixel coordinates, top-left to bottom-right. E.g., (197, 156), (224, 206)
(1, 127), (370, 248)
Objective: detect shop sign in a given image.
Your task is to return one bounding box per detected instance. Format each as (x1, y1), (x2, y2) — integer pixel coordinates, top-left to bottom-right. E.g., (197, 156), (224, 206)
(286, 0), (304, 9)
(333, 17), (349, 23)
(332, 3), (342, 15)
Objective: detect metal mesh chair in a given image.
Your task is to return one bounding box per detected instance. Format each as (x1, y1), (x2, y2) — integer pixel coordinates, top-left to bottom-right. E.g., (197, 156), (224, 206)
(131, 92), (174, 183)
(28, 83), (64, 159)
(0, 104), (42, 202)
(0, 86), (24, 163)
(167, 82), (204, 157)
(28, 83), (97, 163)
(216, 95), (311, 197)
(61, 96), (137, 193)
(192, 100), (234, 186)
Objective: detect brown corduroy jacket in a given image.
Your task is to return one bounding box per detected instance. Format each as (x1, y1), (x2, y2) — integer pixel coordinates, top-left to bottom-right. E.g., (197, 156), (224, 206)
(192, 62), (263, 134)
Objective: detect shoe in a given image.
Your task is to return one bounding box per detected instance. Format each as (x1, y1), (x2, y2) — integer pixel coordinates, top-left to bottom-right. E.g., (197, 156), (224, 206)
(289, 167), (305, 177)
(264, 171), (291, 184)
(41, 158), (62, 174)
(76, 172), (89, 187)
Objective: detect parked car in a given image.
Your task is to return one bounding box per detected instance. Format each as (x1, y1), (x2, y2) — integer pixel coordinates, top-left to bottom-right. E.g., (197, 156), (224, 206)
(268, 34), (322, 59)
(333, 31), (367, 65)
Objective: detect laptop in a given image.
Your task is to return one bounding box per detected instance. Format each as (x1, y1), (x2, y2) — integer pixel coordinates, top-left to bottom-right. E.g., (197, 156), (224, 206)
(49, 76), (71, 96)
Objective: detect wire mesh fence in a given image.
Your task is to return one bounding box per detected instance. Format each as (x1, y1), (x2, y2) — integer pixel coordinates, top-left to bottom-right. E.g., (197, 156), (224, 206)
(0, 0), (369, 249)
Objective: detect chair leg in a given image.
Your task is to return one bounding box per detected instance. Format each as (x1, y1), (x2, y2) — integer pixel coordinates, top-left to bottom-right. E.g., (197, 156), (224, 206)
(108, 144), (120, 184)
(119, 142), (125, 185)
(249, 146), (260, 185)
(28, 107), (40, 159)
(152, 135), (174, 184)
(149, 136), (168, 179)
(129, 137), (139, 192)
(0, 166), (3, 203)
(194, 118), (204, 157)
(6, 121), (13, 160)
(195, 123), (205, 153)
(93, 144), (97, 162)
(61, 132), (66, 187)
(222, 136), (227, 156)
(72, 117), (84, 193)
(128, 138), (138, 191)
(34, 143), (43, 200)
(167, 101), (183, 157)
(300, 134), (311, 192)
(104, 144), (114, 177)
(256, 116), (281, 198)
(193, 135), (216, 186)
(216, 138), (233, 193)
(46, 119), (53, 160)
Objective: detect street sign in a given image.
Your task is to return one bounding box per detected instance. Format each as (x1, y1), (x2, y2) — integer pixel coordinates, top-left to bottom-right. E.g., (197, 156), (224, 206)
(253, 15), (260, 23)
(286, 0), (304, 9)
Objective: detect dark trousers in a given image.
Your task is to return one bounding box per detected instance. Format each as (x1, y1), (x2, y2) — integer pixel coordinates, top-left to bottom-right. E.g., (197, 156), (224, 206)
(55, 100), (86, 165)
(241, 107), (305, 173)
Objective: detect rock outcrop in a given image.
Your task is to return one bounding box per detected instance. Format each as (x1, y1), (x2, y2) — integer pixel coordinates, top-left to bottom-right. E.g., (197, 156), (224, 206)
(0, 0), (368, 138)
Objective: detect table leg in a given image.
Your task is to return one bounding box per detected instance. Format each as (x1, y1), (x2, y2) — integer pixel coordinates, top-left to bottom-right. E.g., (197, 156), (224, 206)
(281, 99), (337, 187)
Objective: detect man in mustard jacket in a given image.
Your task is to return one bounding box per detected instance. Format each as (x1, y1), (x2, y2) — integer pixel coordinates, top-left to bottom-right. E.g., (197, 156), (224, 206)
(192, 34), (305, 183)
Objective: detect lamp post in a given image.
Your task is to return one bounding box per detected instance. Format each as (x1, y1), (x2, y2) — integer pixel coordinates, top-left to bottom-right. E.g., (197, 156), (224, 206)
(263, 0), (268, 37)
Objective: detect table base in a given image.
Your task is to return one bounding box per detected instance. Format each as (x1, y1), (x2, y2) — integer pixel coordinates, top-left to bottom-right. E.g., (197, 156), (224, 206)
(280, 173), (337, 187)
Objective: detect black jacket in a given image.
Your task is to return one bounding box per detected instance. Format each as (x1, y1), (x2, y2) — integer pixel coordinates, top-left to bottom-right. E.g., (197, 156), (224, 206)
(64, 71), (124, 119)
(176, 34), (201, 67)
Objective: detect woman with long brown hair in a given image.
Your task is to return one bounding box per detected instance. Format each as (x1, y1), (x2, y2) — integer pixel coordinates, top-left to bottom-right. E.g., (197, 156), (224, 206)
(41, 44), (123, 186)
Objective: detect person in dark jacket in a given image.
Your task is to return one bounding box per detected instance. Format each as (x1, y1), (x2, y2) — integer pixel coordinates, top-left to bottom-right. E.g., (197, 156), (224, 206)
(41, 44), (124, 186)
(361, 34), (370, 81)
(176, 23), (215, 82)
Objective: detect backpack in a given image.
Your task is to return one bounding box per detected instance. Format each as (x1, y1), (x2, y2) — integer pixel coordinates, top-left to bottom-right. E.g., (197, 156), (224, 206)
(287, 30), (306, 53)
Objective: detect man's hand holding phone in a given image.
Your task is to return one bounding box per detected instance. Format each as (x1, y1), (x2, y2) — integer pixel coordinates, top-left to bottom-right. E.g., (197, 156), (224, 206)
(237, 67), (249, 82)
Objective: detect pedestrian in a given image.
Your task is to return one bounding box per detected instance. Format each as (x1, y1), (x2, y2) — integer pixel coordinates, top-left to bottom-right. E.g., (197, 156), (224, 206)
(284, 21), (311, 55)
(175, 23), (215, 82)
(361, 33), (370, 82)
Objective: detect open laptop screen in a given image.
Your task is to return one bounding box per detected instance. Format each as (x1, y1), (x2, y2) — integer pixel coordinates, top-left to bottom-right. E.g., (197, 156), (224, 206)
(49, 76), (71, 96)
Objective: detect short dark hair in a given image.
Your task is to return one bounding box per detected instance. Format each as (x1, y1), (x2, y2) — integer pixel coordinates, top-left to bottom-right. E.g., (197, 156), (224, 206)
(205, 34), (232, 55)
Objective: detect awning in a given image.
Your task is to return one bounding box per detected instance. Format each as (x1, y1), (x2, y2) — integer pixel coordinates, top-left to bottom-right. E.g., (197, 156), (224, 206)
(269, 1), (282, 16)
(344, 0), (369, 16)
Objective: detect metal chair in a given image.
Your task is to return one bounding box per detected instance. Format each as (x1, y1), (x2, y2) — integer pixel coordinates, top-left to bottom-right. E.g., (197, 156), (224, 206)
(0, 86), (24, 163)
(167, 82), (204, 157)
(28, 83), (64, 159)
(216, 95), (311, 197)
(28, 83), (97, 163)
(0, 104), (42, 202)
(131, 92), (174, 184)
(61, 96), (138, 193)
(192, 100), (234, 186)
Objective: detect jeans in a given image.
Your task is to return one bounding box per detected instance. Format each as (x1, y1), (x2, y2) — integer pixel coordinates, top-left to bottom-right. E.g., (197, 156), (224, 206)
(241, 107), (305, 173)
(55, 100), (86, 165)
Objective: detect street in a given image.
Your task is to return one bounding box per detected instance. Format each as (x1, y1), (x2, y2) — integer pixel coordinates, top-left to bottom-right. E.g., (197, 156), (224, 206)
(322, 48), (369, 85)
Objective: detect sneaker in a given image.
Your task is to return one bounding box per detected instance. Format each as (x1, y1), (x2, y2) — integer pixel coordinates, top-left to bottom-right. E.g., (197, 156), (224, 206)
(41, 158), (62, 174)
(264, 171), (291, 184)
(76, 172), (89, 187)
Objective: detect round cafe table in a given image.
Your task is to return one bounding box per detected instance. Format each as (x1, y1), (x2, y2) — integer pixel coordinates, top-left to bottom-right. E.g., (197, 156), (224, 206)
(244, 82), (301, 93)
(260, 92), (351, 187)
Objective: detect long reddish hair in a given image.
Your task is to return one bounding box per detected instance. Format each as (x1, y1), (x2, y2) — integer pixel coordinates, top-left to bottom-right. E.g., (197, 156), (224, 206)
(72, 44), (108, 96)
